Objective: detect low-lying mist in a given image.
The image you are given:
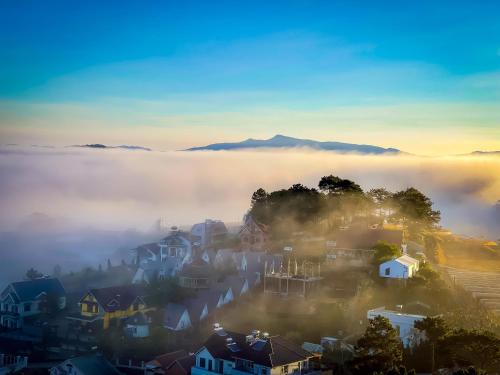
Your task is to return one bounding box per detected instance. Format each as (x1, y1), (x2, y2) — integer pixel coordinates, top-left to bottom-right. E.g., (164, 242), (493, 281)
(1, 146), (499, 284)
(1, 146), (499, 236)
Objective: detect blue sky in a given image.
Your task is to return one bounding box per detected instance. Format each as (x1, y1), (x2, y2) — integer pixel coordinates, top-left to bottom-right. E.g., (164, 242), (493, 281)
(0, 0), (499, 153)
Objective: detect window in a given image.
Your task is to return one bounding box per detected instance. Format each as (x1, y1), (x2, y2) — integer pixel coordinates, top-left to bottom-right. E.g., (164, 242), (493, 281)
(208, 360), (213, 371)
(24, 303), (31, 312)
(200, 358), (206, 368)
(283, 365), (289, 374)
(385, 267), (390, 276)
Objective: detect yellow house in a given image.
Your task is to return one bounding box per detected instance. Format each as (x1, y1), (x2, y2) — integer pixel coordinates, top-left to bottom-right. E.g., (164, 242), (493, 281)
(78, 285), (149, 329)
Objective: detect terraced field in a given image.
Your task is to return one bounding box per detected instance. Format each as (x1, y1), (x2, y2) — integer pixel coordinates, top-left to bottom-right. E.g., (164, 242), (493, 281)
(442, 266), (500, 316)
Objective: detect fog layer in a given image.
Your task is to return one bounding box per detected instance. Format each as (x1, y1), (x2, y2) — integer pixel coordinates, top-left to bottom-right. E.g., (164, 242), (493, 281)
(1, 147), (499, 237)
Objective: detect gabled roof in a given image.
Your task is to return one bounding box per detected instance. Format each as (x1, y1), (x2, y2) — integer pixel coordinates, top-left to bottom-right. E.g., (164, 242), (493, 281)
(161, 232), (191, 247)
(135, 242), (161, 257)
(87, 284), (145, 312)
(2, 277), (65, 303)
(194, 289), (224, 312)
(184, 297), (208, 323)
(224, 276), (247, 296)
(166, 355), (196, 375)
(239, 215), (269, 235)
(200, 330), (313, 368)
(148, 349), (188, 370)
(396, 255), (419, 266)
(164, 303), (189, 329)
(380, 255), (419, 269)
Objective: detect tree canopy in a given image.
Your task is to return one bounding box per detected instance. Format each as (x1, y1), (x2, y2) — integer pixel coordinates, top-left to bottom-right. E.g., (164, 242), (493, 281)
(248, 175), (441, 241)
(349, 316), (403, 374)
(373, 241), (402, 264)
(392, 187), (441, 227)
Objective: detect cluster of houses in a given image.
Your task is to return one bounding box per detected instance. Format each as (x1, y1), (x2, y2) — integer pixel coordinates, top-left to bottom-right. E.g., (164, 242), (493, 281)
(40, 323), (321, 375)
(0, 215), (430, 374)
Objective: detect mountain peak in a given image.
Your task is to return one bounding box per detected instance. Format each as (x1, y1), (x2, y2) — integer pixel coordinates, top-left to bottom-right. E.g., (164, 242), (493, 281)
(185, 135), (402, 154)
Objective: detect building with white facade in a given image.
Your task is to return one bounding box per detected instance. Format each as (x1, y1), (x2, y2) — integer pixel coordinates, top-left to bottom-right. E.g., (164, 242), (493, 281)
(367, 306), (426, 348)
(192, 326), (319, 375)
(379, 255), (420, 279)
(0, 277), (66, 329)
(132, 229), (193, 284)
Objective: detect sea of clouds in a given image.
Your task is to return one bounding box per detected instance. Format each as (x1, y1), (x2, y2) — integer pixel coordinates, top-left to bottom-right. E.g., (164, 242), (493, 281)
(1, 146), (499, 237)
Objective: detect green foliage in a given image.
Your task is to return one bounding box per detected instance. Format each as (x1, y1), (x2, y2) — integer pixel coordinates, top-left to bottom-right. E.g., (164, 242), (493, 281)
(376, 366), (416, 375)
(392, 187), (441, 227)
(373, 241), (402, 264)
(440, 329), (500, 371)
(453, 367), (487, 375)
(25, 267), (43, 280)
(318, 175), (363, 195)
(249, 184), (325, 237)
(414, 316), (449, 343)
(248, 176), (440, 242)
(349, 316), (403, 374)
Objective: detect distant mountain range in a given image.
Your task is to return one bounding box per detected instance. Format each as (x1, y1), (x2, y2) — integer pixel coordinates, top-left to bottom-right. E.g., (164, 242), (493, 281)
(73, 144), (152, 151)
(468, 151), (500, 156)
(185, 134), (402, 154)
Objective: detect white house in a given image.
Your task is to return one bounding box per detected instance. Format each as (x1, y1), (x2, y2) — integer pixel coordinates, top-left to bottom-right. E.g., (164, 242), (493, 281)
(0, 277), (66, 329)
(124, 312), (150, 338)
(379, 255), (419, 279)
(192, 326), (319, 375)
(367, 307), (426, 348)
(133, 229), (193, 284)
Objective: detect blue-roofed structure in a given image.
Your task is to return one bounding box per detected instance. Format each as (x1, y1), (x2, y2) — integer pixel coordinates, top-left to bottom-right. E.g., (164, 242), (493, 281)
(0, 277), (66, 329)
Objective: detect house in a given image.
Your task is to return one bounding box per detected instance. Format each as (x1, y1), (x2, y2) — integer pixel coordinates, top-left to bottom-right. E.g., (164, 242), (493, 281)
(0, 353), (28, 374)
(191, 220), (228, 249)
(178, 258), (213, 289)
(0, 277), (66, 329)
(68, 285), (148, 330)
(124, 311), (150, 338)
(224, 276), (249, 298)
(164, 303), (191, 331)
(133, 243), (162, 265)
(213, 249), (237, 270)
(192, 325), (319, 375)
(133, 229), (193, 284)
(145, 350), (189, 374)
(239, 215), (269, 251)
(146, 351), (196, 375)
(49, 354), (121, 375)
(367, 307), (426, 348)
(163, 354), (196, 375)
(379, 255), (420, 279)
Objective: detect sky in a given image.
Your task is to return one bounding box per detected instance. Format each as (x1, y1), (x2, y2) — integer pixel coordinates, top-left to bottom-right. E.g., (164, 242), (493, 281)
(0, 0), (499, 154)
